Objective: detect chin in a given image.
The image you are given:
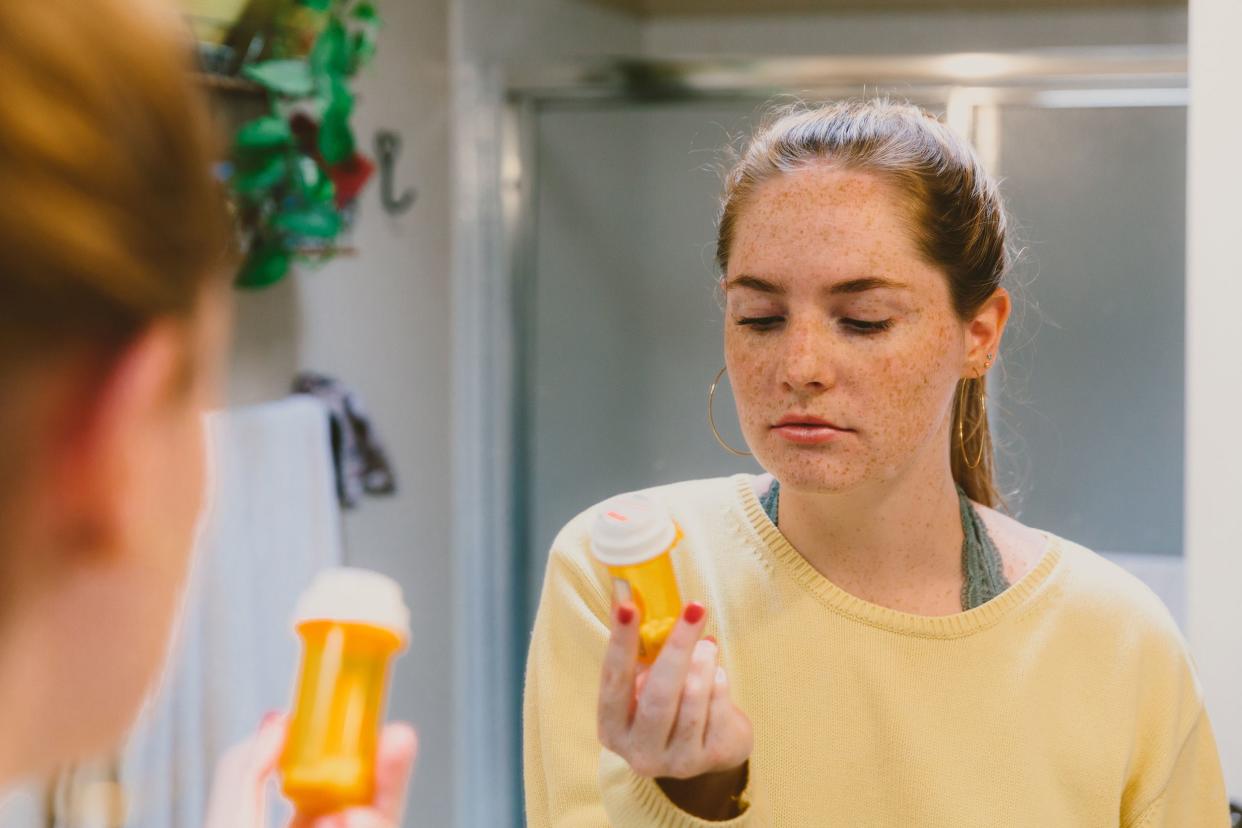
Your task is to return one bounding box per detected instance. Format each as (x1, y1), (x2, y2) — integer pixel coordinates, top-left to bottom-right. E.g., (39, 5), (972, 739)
(757, 448), (872, 494)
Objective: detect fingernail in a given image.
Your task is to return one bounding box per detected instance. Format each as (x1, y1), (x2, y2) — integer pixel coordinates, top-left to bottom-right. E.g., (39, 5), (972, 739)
(260, 710), (281, 727)
(617, 605), (634, 625)
(704, 635), (717, 645)
(683, 602), (705, 625)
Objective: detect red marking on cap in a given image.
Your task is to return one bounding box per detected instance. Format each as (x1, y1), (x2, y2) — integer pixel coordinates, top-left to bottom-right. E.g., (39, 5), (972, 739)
(605, 511), (629, 522)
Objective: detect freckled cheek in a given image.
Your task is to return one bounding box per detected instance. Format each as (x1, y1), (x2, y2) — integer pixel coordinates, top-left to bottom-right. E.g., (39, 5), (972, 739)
(723, 336), (777, 422)
(860, 347), (951, 442)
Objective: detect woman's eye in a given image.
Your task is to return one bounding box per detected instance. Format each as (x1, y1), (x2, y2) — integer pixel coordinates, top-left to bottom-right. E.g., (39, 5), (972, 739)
(736, 315), (784, 331)
(841, 318), (894, 334)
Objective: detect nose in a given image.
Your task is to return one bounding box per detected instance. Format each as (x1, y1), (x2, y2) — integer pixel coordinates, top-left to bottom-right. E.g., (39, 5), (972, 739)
(778, 317), (836, 394)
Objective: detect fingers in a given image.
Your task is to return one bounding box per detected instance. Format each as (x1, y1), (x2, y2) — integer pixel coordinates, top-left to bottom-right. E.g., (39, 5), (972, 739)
(287, 722), (418, 828)
(631, 603), (706, 749)
(704, 666), (753, 772)
(317, 809), (391, 828)
(250, 713), (289, 773)
(205, 713), (288, 828)
(296, 809), (396, 828)
(336, 813), (389, 828)
(597, 600), (640, 752)
(370, 722), (418, 820)
(665, 638), (718, 773)
(595, 598), (753, 783)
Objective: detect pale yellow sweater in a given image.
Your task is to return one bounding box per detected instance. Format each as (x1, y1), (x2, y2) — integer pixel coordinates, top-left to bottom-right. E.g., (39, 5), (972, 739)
(523, 475), (1230, 827)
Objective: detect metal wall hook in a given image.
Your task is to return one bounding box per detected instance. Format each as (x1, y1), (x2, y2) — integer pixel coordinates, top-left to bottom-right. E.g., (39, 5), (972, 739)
(374, 129), (415, 215)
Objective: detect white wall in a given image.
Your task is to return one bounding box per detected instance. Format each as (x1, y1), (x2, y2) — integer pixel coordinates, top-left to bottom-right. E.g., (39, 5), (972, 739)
(642, 6), (1186, 55)
(227, 0), (454, 824)
(1186, 0), (1242, 799)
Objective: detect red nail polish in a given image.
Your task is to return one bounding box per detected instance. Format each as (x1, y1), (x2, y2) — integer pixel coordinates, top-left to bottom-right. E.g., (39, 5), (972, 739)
(704, 635), (717, 645)
(683, 602), (705, 624)
(617, 605), (634, 625)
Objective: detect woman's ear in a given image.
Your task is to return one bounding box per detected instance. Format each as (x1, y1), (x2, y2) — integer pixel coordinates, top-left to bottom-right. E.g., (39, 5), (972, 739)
(48, 321), (189, 557)
(964, 287), (1012, 371)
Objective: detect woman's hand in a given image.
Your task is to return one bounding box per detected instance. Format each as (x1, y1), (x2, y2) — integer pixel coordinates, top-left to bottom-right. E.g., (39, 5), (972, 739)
(597, 599), (753, 819)
(205, 713), (417, 828)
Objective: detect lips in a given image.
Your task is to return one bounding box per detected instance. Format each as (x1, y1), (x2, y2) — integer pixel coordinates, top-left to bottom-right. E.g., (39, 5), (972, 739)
(772, 414), (848, 430)
(770, 414), (852, 445)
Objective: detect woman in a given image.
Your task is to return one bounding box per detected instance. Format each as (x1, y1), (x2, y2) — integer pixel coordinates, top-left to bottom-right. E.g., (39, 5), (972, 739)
(0, 1), (412, 824)
(523, 100), (1229, 825)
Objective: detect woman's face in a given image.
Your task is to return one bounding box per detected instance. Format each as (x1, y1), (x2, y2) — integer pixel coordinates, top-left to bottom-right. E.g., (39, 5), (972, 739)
(722, 166), (976, 494)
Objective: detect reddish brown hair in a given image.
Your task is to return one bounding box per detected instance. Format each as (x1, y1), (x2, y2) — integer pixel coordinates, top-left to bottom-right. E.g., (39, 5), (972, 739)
(0, 0), (232, 365)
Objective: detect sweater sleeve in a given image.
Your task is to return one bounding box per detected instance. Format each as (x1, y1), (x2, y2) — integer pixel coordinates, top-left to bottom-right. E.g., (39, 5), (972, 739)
(1124, 706), (1232, 828)
(523, 538), (755, 828)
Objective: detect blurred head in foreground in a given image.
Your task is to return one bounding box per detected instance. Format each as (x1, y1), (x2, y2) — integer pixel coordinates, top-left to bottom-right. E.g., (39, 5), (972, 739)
(0, 0), (232, 782)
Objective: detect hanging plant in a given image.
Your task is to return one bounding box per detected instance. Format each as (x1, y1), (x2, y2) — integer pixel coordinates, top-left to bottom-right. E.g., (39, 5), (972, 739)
(228, 0), (380, 288)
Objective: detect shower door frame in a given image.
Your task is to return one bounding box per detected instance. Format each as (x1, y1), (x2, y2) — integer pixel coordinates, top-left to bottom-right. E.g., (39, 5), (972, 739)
(451, 47), (1187, 828)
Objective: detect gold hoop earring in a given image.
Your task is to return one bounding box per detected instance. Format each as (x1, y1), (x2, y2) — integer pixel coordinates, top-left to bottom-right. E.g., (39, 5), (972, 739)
(957, 369), (988, 470)
(708, 367), (753, 457)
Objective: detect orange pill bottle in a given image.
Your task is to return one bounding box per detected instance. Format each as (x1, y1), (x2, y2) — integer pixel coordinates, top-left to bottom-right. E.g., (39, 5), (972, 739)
(279, 568), (409, 815)
(590, 493), (684, 664)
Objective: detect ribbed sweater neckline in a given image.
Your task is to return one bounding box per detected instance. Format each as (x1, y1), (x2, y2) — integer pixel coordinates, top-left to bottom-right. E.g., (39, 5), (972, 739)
(731, 474), (1064, 640)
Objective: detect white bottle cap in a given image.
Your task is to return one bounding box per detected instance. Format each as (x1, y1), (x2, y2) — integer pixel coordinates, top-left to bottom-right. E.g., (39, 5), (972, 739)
(589, 493), (678, 567)
(292, 567), (410, 644)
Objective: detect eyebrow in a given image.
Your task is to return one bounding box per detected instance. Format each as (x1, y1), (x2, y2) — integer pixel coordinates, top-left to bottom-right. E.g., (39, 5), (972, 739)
(725, 275), (910, 295)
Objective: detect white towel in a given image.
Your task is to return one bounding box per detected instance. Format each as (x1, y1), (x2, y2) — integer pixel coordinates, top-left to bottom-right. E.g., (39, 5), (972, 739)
(118, 395), (343, 827)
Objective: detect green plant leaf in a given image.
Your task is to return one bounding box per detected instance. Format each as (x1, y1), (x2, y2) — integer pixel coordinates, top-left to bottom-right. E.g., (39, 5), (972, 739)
(275, 203), (342, 238)
(310, 18), (349, 80)
(318, 111), (354, 165)
(233, 153), (288, 194)
(322, 73), (353, 114)
(242, 59), (314, 96)
(235, 116), (292, 150)
(314, 173), (336, 204)
(352, 2), (378, 22)
(349, 30), (378, 72)
(236, 242), (292, 289)
(299, 0), (332, 9)
(318, 77), (355, 163)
